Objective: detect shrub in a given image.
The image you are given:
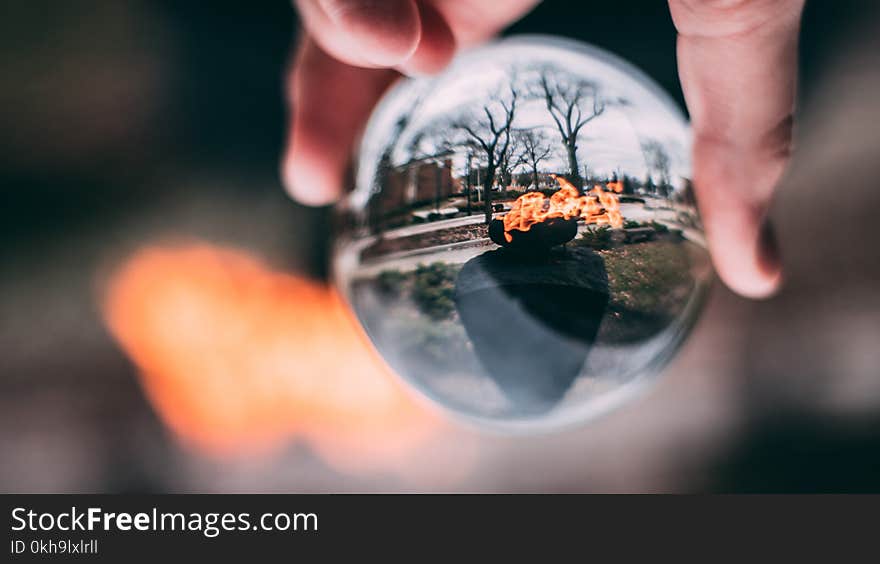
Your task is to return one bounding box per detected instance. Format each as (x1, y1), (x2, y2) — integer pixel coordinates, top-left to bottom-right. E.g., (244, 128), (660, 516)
(412, 262), (458, 320)
(377, 269), (407, 297)
(578, 225), (613, 249)
(650, 220), (669, 233)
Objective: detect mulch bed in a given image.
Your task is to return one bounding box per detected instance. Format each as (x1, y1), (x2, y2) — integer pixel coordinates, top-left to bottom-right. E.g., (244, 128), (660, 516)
(361, 222), (490, 260)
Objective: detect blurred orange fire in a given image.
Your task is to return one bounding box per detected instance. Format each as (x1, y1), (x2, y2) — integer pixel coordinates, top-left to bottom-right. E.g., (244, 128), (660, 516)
(101, 243), (466, 476)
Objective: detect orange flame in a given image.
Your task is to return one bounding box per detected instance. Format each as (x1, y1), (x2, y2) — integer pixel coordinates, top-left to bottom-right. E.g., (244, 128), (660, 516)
(100, 243), (479, 481)
(501, 175), (623, 241)
(606, 180), (624, 193)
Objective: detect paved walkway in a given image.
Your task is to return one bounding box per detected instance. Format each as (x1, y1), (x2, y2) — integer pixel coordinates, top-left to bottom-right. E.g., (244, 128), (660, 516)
(380, 213), (492, 240)
(340, 200), (706, 278)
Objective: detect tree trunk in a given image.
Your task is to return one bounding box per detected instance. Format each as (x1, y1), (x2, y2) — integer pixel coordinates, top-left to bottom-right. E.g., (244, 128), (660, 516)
(532, 165), (539, 189)
(466, 176), (472, 215)
(483, 167), (495, 224)
(565, 141), (582, 191)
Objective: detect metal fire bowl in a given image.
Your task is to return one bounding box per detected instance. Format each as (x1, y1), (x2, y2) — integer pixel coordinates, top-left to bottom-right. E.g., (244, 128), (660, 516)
(488, 217), (579, 252)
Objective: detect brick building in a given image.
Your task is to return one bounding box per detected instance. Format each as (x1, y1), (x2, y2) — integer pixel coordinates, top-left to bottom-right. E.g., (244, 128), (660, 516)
(382, 152), (457, 211)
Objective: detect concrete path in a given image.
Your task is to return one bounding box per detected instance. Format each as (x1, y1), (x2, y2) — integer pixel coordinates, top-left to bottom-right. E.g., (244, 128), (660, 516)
(340, 200), (706, 278)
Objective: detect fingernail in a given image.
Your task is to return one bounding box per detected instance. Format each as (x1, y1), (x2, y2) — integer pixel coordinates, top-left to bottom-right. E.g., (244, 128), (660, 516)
(321, 0), (420, 67)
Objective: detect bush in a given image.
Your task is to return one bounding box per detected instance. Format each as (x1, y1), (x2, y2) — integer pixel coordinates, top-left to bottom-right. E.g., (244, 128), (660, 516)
(578, 225), (613, 249)
(412, 262), (458, 320)
(650, 220), (669, 234)
(377, 269), (407, 297)
(375, 263), (460, 319)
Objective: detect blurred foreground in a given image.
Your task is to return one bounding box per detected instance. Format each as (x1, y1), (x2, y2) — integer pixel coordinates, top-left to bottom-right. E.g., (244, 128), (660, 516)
(2, 1), (879, 492)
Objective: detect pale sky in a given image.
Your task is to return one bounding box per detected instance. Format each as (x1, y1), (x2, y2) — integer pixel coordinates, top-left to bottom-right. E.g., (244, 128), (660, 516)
(351, 36), (691, 208)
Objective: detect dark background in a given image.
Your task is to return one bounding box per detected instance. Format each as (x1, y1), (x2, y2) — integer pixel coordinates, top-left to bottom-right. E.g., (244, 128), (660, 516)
(2, 1), (879, 492)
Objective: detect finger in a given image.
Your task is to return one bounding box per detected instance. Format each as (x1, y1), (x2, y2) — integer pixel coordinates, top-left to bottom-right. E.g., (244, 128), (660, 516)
(669, 0), (804, 298)
(432, 0), (540, 47)
(294, 0), (421, 67)
(399, 0), (456, 76)
(282, 37), (398, 205)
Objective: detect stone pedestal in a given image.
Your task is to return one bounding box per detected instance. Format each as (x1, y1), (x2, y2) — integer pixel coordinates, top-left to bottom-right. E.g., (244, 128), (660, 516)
(454, 246), (609, 413)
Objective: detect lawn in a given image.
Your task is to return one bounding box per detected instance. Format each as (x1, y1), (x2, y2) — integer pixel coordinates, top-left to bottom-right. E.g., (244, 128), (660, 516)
(601, 240), (696, 313)
(348, 238), (707, 412)
(359, 237), (703, 344)
(366, 241), (698, 321)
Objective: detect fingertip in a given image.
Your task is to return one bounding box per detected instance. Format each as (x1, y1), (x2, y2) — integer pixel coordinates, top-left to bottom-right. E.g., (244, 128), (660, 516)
(691, 138), (787, 300)
(282, 154), (342, 207)
(719, 263), (782, 301)
(711, 229), (783, 300)
(322, 0), (421, 67)
(398, 1), (456, 76)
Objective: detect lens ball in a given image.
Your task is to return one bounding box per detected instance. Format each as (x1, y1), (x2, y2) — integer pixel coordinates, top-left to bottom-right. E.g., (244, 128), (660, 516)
(333, 36), (712, 431)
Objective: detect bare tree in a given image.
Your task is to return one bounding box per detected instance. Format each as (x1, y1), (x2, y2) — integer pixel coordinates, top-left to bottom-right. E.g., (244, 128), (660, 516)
(452, 85), (518, 223)
(496, 131), (534, 189)
(534, 68), (605, 191)
(514, 129), (554, 189)
(641, 139), (671, 196)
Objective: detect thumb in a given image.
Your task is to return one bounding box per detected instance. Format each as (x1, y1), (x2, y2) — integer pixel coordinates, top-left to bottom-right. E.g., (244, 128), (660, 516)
(670, 0), (804, 298)
(295, 0), (422, 67)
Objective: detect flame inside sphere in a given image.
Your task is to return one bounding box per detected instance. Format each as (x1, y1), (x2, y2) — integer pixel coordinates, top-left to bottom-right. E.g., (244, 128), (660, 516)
(503, 175), (623, 243)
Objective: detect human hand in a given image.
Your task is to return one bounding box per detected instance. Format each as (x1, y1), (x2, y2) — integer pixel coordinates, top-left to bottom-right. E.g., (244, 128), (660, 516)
(281, 0), (538, 207)
(282, 0), (804, 299)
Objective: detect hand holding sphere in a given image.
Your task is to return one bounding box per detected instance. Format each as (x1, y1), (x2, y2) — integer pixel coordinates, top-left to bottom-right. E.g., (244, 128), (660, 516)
(284, 0), (805, 299)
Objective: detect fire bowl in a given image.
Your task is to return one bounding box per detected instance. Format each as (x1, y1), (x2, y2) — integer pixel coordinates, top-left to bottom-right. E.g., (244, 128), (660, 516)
(454, 246), (609, 413)
(488, 217), (579, 252)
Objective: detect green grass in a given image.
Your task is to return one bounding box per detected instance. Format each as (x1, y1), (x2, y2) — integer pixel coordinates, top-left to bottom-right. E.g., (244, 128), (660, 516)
(600, 240), (694, 314)
(367, 242), (700, 350)
(377, 244), (695, 319)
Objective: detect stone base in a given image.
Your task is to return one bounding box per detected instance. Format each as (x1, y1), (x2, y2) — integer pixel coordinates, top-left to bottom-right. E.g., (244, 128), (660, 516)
(454, 247), (609, 413)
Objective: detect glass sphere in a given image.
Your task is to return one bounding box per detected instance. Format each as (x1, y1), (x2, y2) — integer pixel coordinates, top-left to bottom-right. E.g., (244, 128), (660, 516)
(333, 36), (712, 431)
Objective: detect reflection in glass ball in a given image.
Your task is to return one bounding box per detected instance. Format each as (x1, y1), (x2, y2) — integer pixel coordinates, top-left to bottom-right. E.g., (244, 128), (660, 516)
(333, 36), (712, 431)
